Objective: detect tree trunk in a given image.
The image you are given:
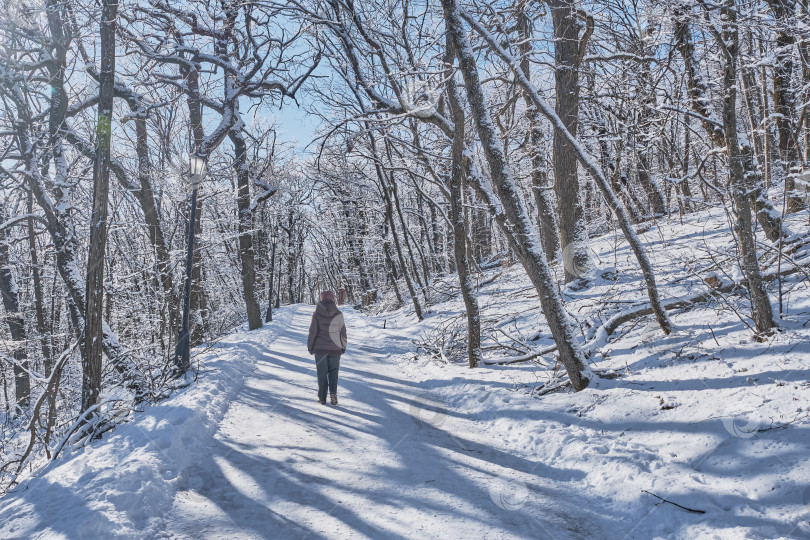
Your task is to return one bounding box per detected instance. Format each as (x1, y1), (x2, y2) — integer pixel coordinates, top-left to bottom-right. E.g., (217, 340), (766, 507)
(341, 197), (372, 294)
(12, 85), (146, 403)
(740, 33), (767, 182)
(636, 152), (666, 216)
(679, 114), (694, 211)
(383, 181), (424, 320)
(445, 35), (483, 368)
(386, 158), (427, 295)
(382, 218), (404, 306)
(229, 129), (263, 330)
(804, 43), (810, 163)
(718, 0), (776, 335)
(633, 30), (667, 217)
(467, 187), (490, 262)
(548, 0), (591, 282)
(82, 0), (119, 413)
(129, 103), (178, 345)
(442, 0), (589, 389)
(69, 23), (180, 348)
(517, 5), (561, 259)
(415, 193), (437, 277)
(27, 190), (52, 374)
(429, 202), (444, 274)
(802, 13), (810, 163)
(759, 40), (774, 188)
(184, 66), (208, 348)
(364, 123), (424, 319)
(0, 215), (30, 412)
(599, 126), (642, 222)
(286, 211), (296, 304)
(766, 0), (805, 213)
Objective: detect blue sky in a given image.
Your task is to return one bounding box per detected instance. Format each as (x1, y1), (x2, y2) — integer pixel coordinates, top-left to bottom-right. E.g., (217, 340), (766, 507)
(272, 100), (320, 154)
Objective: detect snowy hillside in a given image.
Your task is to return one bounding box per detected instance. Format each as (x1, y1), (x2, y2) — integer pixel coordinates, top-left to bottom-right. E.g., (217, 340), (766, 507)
(0, 208), (809, 539)
(386, 207), (810, 539)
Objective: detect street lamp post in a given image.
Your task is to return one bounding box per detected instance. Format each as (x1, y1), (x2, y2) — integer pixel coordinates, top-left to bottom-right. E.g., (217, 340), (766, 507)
(265, 228), (278, 322)
(174, 153), (207, 374)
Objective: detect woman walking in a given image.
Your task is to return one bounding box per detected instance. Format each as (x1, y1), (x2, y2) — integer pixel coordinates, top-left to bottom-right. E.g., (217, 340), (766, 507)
(307, 291), (347, 405)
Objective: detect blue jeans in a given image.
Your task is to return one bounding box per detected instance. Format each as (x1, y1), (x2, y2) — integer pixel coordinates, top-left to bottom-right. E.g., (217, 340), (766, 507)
(315, 353), (341, 401)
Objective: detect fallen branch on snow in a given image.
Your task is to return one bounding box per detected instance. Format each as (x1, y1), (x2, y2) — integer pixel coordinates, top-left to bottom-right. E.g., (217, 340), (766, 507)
(642, 490), (706, 514)
(483, 256), (810, 366)
(582, 252), (810, 354)
(482, 344), (556, 365)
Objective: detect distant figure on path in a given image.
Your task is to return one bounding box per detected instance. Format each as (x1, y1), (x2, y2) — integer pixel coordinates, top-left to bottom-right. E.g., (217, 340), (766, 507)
(307, 291), (347, 405)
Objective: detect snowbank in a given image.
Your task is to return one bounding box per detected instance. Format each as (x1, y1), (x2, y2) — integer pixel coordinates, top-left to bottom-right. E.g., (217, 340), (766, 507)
(0, 306), (296, 540)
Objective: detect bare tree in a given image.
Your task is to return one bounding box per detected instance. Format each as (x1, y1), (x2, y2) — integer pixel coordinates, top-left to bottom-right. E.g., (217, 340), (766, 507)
(673, 6), (788, 243)
(445, 34), (483, 368)
(516, 1), (561, 258)
(693, 0), (776, 334)
(766, 0), (806, 213)
(442, 0), (590, 389)
(0, 207), (30, 412)
(83, 0), (119, 413)
(458, 7), (672, 336)
(547, 0), (594, 281)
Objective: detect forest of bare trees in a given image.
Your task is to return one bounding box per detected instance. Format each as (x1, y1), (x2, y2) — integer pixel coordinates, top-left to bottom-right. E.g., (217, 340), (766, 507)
(1, 0), (809, 494)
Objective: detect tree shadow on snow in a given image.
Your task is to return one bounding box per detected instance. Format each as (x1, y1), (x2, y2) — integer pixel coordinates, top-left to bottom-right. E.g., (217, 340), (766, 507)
(165, 329), (605, 539)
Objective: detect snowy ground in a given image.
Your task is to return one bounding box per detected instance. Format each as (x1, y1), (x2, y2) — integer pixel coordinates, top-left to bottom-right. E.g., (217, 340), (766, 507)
(0, 208), (808, 539)
(0, 305), (607, 539)
(388, 207), (810, 539)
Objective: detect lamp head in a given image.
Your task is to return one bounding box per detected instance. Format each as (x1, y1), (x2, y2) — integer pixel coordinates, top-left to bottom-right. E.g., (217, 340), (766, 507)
(189, 153), (207, 186)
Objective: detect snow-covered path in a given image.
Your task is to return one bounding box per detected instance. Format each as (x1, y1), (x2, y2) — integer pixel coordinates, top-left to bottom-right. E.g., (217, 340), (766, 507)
(160, 305), (599, 539)
(3, 209), (809, 540)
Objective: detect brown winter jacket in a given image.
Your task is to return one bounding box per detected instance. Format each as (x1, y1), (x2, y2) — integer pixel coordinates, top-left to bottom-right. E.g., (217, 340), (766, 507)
(307, 300), (347, 355)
